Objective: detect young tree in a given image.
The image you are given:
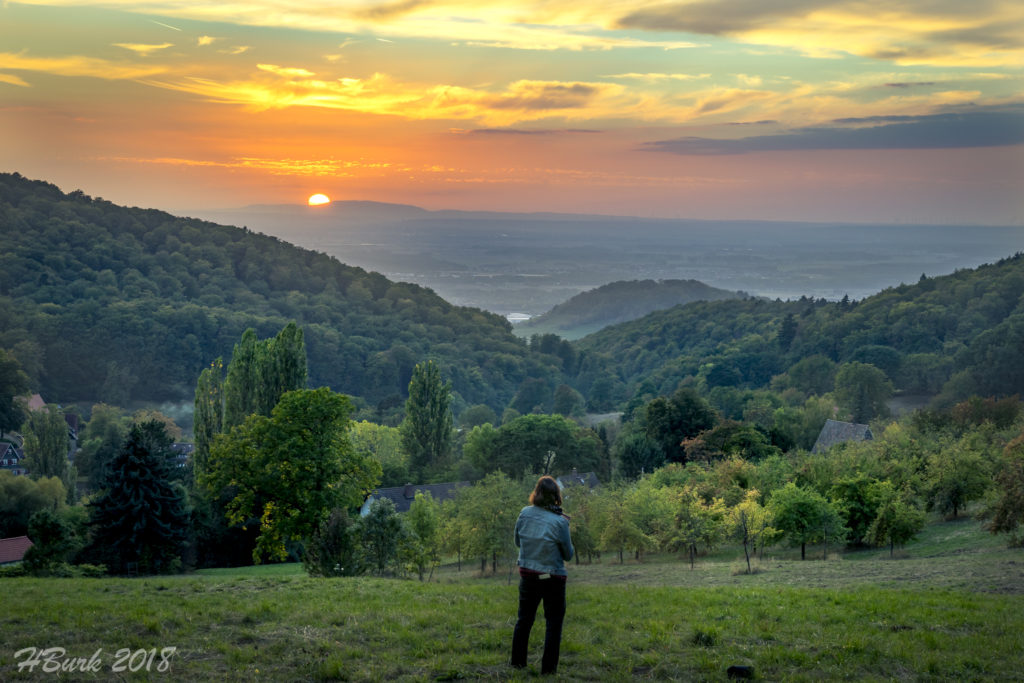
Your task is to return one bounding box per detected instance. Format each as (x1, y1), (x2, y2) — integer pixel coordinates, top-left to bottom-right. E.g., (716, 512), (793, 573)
(21, 405), (73, 495)
(457, 471), (521, 574)
(400, 361), (453, 481)
(770, 482), (847, 560)
(350, 420), (408, 487)
(303, 507), (366, 577)
(728, 489), (773, 574)
(406, 491), (441, 580)
(359, 497), (407, 576)
(864, 483), (926, 557)
(925, 448), (990, 519)
(595, 486), (650, 564)
(985, 435), (1024, 546)
(87, 421), (190, 574)
(202, 387), (381, 563)
(667, 486), (726, 569)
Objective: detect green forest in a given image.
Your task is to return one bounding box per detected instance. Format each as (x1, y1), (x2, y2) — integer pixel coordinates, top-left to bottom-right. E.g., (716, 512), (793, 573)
(1, 171), (1023, 579)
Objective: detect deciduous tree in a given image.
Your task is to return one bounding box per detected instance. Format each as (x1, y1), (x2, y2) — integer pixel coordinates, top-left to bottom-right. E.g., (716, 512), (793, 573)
(400, 361), (453, 481)
(203, 387), (380, 563)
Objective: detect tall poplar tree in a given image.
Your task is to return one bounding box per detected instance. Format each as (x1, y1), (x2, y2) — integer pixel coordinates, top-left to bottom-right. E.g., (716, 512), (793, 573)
(222, 329), (260, 429)
(400, 361), (453, 481)
(193, 357), (224, 475)
(256, 322), (307, 417)
(22, 405), (72, 493)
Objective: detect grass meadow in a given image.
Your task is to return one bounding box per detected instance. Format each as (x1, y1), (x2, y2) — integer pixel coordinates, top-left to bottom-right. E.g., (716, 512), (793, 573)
(2, 515), (1022, 682)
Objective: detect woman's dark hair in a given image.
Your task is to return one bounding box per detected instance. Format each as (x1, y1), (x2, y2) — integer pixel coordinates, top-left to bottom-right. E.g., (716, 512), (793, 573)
(529, 475), (562, 508)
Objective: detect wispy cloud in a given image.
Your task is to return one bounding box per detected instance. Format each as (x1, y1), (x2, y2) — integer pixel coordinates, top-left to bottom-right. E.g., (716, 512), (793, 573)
(112, 42), (174, 56)
(643, 105), (1024, 154)
(0, 51), (167, 80)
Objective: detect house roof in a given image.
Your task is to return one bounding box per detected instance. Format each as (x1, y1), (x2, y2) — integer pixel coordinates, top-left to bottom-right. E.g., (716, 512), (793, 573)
(26, 394), (46, 411)
(367, 481), (470, 513)
(812, 419), (873, 454)
(0, 536), (33, 564)
(555, 469), (600, 490)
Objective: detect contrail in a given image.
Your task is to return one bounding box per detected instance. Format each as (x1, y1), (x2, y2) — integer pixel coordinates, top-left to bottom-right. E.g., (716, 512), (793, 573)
(151, 19), (182, 31)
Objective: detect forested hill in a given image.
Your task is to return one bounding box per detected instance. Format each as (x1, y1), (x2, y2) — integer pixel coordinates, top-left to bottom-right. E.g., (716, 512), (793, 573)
(514, 278), (746, 339)
(577, 254), (1024, 405)
(0, 173), (565, 411)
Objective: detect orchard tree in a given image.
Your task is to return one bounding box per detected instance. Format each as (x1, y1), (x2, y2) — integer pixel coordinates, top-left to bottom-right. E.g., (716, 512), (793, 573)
(457, 471), (522, 574)
(834, 362), (894, 423)
(667, 486), (726, 569)
(595, 485), (650, 564)
(203, 387), (381, 563)
(985, 435), (1024, 546)
(87, 421), (190, 574)
(864, 483), (926, 557)
(360, 497), (407, 576)
(728, 489), (773, 574)
(400, 361), (453, 481)
(406, 491), (442, 580)
(925, 447), (990, 519)
(770, 482), (847, 560)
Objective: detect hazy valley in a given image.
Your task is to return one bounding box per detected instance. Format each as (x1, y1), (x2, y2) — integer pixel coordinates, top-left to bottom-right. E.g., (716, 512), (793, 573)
(194, 202), (1023, 320)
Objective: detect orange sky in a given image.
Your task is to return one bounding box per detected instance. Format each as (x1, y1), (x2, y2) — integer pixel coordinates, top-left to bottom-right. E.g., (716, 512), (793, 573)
(1, 1), (1023, 223)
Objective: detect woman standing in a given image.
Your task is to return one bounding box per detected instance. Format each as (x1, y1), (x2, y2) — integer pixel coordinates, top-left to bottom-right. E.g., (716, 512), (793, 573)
(510, 475), (575, 675)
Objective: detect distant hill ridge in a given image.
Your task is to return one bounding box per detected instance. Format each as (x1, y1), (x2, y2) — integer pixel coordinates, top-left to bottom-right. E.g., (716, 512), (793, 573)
(515, 279), (747, 340)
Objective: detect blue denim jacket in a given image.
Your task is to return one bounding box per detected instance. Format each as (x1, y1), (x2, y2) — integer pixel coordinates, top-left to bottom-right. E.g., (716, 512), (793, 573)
(514, 505), (574, 576)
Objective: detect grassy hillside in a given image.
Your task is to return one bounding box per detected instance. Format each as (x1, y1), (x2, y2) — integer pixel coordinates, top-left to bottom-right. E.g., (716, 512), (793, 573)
(514, 279), (746, 340)
(2, 516), (1020, 681)
(0, 173), (564, 413)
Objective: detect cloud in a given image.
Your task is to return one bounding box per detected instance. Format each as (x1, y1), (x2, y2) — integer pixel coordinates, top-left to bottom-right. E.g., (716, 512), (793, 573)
(467, 128), (602, 135)
(112, 42), (174, 56)
(258, 64), (317, 78)
(643, 106), (1024, 155)
(144, 69), (630, 125)
(0, 51), (167, 80)
(615, 0), (1024, 67)
(197, 36), (217, 47)
(0, 72), (31, 87)
(603, 72), (710, 82)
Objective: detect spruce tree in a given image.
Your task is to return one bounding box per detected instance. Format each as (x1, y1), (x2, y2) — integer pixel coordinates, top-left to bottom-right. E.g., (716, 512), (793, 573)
(87, 421), (189, 574)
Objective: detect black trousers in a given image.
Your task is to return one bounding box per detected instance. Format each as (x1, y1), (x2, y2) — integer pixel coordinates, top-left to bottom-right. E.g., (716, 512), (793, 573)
(510, 574), (566, 674)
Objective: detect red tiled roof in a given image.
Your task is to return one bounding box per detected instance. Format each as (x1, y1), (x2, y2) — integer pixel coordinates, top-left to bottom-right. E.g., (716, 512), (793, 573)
(0, 536), (33, 564)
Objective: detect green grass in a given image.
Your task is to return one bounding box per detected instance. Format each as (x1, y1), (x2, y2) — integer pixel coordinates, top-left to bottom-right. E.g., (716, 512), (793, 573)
(2, 517), (1022, 681)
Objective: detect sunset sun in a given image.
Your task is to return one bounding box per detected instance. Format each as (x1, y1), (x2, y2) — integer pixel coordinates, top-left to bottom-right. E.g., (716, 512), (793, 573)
(308, 193), (330, 206)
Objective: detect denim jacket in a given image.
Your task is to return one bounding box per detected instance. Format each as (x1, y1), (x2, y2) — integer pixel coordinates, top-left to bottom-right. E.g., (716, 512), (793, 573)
(514, 505), (574, 576)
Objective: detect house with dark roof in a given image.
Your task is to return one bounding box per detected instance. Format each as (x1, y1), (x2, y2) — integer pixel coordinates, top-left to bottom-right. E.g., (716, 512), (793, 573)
(170, 443), (195, 468)
(812, 419), (873, 454)
(555, 468), (600, 490)
(361, 481), (470, 516)
(0, 536), (33, 565)
(0, 441), (27, 475)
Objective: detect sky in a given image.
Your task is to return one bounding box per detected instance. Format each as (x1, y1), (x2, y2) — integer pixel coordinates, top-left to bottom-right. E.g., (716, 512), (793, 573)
(1, 0), (1023, 224)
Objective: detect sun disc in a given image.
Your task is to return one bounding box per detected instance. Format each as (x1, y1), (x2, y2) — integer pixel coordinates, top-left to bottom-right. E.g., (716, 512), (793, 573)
(308, 193), (330, 206)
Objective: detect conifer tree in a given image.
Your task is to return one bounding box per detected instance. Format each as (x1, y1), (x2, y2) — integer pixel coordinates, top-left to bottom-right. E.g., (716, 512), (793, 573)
(87, 421), (190, 574)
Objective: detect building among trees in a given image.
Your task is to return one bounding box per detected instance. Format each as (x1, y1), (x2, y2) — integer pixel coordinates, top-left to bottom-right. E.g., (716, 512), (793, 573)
(812, 419), (873, 454)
